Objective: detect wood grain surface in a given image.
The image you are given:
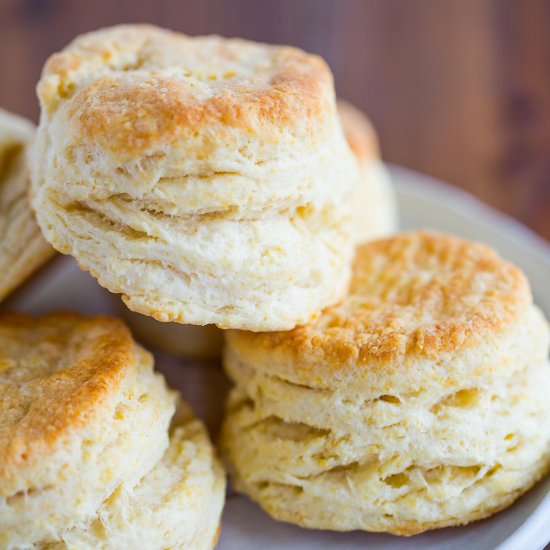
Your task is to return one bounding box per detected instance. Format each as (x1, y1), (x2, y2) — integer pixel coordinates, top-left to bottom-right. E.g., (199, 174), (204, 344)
(1, 0), (548, 238)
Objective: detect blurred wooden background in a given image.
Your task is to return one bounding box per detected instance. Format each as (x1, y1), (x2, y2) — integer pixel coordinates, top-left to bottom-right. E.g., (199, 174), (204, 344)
(1, 0), (549, 239)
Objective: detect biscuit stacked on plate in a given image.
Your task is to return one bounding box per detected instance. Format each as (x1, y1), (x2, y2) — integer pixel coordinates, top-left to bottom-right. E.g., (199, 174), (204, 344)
(0, 313), (225, 549)
(221, 232), (550, 534)
(0, 109), (54, 302)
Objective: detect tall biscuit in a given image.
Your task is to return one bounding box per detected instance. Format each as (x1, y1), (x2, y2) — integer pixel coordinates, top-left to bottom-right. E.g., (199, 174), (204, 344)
(0, 109), (54, 301)
(221, 231), (550, 535)
(31, 25), (359, 331)
(0, 313), (175, 547)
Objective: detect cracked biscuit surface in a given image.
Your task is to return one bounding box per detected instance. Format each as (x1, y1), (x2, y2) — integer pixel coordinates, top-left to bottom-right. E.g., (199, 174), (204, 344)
(0, 109), (54, 302)
(31, 24), (359, 331)
(221, 231), (550, 535)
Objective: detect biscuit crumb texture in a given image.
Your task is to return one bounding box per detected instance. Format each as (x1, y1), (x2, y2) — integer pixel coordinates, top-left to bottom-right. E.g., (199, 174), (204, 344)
(222, 232), (550, 534)
(32, 25), (359, 331)
(0, 109), (54, 301)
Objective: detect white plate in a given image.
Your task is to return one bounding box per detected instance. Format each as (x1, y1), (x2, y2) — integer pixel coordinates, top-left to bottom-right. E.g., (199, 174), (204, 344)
(4, 166), (550, 550)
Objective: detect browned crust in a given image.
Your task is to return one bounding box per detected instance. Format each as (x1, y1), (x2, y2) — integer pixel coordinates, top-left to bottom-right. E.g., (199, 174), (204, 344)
(376, 468), (550, 535)
(38, 25), (334, 157)
(337, 99), (380, 164)
(0, 312), (136, 478)
(212, 523), (222, 546)
(230, 231), (531, 365)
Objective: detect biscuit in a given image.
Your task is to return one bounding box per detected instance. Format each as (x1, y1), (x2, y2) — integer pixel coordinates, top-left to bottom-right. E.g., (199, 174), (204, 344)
(337, 100), (397, 243)
(221, 231), (550, 535)
(47, 401), (226, 550)
(0, 313), (175, 548)
(31, 24), (359, 331)
(0, 109), (54, 302)
(116, 99), (397, 359)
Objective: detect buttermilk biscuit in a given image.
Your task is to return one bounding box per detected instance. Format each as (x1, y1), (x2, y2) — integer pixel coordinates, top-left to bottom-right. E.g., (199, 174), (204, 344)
(115, 99), (396, 359)
(48, 401), (225, 550)
(0, 109), (54, 301)
(0, 313), (175, 548)
(31, 24), (358, 331)
(221, 231), (550, 535)
(337, 100), (396, 243)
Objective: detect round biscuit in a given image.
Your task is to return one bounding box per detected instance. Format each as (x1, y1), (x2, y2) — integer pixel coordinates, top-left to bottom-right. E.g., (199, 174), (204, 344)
(222, 231), (550, 534)
(0, 312), (175, 548)
(31, 25), (359, 331)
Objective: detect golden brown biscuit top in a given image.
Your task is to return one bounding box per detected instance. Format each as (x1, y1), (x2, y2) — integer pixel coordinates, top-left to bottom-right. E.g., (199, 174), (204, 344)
(337, 100), (380, 165)
(233, 232), (531, 364)
(0, 313), (137, 477)
(38, 25), (334, 156)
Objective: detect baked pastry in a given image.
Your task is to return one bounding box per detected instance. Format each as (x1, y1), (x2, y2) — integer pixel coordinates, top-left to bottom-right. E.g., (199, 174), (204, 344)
(0, 109), (54, 302)
(0, 313), (175, 547)
(31, 24), (359, 331)
(49, 401), (225, 550)
(116, 99), (397, 359)
(337, 100), (397, 243)
(221, 231), (550, 535)
(0, 312), (224, 549)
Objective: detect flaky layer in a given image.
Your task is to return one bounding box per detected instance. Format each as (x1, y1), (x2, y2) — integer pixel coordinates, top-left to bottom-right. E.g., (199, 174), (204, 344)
(0, 109), (54, 301)
(42, 402), (225, 550)
(222, 307), (550, 534)
(36, 182), (353, 330)
(0, 313), (175, 548)
(32, 25), (358, 330)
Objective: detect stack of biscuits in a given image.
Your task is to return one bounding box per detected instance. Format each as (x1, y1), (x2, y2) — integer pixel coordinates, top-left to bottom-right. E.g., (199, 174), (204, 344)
(0, 313), (224, 549)
(221, 232), (550, 534)
(0, 23), (548, 548)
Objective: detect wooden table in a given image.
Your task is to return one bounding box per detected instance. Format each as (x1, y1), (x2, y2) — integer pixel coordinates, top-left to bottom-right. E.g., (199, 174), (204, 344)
(1, 0), (548, 239)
